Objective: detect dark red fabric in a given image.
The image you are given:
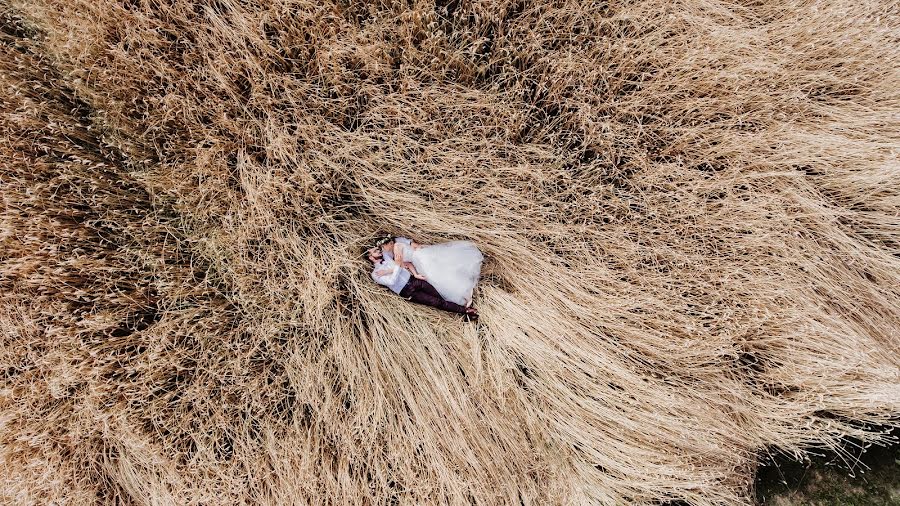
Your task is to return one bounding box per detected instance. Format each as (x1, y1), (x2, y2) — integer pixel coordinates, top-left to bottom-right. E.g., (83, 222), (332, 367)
(399, 278), (468, 314)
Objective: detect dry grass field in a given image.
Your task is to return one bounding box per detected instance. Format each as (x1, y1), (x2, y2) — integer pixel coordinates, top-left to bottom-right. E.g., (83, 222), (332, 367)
(1, 0), (898, 504)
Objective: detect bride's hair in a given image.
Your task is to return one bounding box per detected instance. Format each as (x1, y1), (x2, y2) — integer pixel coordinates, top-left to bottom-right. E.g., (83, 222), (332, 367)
(362, 236), (392, 257)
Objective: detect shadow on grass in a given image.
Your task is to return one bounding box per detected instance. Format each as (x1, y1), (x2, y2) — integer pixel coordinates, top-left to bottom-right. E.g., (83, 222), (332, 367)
(756, 429), (900, 505)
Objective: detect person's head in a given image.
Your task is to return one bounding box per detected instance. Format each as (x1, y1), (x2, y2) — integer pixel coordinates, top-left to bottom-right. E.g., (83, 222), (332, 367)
(366, 247), (382, 265)
(373, 236), (394, 255)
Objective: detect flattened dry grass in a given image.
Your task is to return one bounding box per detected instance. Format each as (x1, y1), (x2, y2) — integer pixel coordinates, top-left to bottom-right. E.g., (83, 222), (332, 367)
(1, 0), (898, 504)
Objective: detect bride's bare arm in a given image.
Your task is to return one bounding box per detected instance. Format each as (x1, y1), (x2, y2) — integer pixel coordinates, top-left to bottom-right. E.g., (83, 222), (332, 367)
(393, 243), (424, 278)
(406, 263), (426, 280)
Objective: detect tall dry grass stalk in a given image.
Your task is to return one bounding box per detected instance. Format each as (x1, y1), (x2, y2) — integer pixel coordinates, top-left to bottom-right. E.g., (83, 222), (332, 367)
(1, 0), (898, 504)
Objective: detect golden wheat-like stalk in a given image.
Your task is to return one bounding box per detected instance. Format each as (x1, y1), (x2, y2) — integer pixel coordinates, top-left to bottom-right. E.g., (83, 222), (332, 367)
(1, 0), (898, 504)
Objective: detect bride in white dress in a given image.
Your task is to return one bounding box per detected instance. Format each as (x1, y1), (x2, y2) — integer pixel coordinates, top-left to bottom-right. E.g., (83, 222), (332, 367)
(386, 237), (483, 307)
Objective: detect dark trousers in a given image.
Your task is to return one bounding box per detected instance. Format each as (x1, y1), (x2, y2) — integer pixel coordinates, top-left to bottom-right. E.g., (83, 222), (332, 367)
(399, 278), (468, 314)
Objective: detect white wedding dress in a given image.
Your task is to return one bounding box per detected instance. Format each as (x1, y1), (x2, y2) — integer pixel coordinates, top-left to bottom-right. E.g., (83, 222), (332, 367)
(395, 238), (483, 306)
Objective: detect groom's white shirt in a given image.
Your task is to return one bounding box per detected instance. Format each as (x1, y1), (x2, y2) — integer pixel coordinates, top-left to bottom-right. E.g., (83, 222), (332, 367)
(371, 256), (410, 295)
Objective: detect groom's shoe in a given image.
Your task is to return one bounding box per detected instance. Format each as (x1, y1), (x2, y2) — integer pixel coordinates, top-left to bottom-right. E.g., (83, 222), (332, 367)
(464, 307), (479, 322)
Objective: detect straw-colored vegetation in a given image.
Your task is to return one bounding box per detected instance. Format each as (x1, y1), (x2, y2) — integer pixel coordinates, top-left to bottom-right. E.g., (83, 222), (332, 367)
(1, 0), (898, 504)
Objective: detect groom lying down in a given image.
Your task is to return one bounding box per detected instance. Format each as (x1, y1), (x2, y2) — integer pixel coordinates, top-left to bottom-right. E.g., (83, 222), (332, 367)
(367, 247), (478, 320)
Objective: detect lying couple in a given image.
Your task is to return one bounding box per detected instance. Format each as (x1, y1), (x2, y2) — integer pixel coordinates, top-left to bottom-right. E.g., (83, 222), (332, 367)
(367, 237), (482, 320)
